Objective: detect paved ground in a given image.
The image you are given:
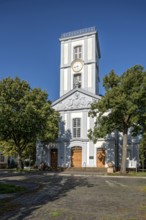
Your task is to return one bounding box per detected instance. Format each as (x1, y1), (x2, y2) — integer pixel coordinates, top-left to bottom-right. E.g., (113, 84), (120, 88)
(0, 171), (146, 220)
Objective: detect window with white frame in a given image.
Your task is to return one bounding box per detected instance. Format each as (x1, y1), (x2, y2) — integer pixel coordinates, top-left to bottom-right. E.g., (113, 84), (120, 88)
(73, 74), (81, 88)
(74, 46), (82, 59)
(73, 118), (81, 138)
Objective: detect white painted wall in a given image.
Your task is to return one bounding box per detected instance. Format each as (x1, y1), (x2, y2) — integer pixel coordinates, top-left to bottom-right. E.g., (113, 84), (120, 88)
(87, 116), (90, 132)
(86, 142), (89, 166)
(71, 112), (82, 119)
(63, 43), (68, 64)
(87, 64), (92, 88)
(64, 113), (67, 130)
(87, 38), (92, 60)
(64, 69), (68, 91)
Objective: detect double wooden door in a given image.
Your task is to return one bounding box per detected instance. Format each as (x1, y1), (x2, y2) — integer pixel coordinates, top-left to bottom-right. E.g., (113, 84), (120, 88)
(97, 149), (105, 168)
(71, 147), (82, 167)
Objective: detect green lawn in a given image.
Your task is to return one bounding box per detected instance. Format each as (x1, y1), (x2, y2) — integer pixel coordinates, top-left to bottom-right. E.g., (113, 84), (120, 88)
(0, 182), (26, 194)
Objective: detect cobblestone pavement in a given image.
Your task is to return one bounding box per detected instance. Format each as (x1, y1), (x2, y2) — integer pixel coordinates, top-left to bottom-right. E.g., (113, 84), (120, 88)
(0, 172), (146, 220)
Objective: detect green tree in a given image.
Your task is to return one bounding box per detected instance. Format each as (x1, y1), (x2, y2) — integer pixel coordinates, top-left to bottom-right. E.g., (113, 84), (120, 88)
(139, 132), (146, 171)
(0, 77), (60, 169)
(88, 65), (146, 173)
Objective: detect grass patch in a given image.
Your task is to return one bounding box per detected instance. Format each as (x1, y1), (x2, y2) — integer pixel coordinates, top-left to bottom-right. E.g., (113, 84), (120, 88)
(127, 172), (146, 176)
(139, 204), (146, 210)
(139, 186), (146, 193)
(0, 182), (26, 194)
(50, 210), (62, 218)
(142, 186), (146, 192)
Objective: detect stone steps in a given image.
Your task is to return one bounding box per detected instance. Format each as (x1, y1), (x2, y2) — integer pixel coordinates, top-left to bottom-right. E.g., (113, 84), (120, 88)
(65, 167), (107, 173)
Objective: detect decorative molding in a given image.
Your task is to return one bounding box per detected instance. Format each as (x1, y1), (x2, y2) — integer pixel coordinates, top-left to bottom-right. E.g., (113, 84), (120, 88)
(64, 92), (96, 109)
(61, 27), (96, 39)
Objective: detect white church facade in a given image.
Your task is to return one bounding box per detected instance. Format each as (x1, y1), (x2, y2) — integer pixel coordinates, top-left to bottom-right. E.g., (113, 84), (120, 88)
(36, 27), (139, 170)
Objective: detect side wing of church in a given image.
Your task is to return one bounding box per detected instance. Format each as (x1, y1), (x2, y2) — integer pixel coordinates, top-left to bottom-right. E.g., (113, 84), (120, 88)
(36, 27), (139, 170)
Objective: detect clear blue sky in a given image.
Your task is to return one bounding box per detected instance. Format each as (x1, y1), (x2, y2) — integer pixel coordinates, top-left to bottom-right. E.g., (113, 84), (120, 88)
(0, 0), (146, 101)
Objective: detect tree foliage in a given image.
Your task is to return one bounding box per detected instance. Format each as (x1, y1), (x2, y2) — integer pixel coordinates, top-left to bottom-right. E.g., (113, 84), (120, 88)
(0, 77), (60, 169)
(88, 65), (146, 173)
(139, 132), (146, 170)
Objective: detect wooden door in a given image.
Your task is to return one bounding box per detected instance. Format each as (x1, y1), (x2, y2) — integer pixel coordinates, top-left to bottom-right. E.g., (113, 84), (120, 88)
(97, 149), (105, 168)
(50, 149), (58, 168)
(71, 147), (82, 167)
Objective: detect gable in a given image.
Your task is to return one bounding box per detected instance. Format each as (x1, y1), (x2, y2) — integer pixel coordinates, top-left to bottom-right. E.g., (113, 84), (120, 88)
(52, 89), (101, 111)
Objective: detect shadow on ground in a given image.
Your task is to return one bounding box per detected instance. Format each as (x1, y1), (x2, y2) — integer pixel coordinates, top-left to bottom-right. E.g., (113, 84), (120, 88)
(0, 172), (91, 220)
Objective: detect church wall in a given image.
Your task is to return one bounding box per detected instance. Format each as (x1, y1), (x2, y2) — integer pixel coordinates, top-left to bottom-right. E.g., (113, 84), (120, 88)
(87, 64), (92, 87)
(84, 64), (88, 90)
(87, 38), (92, 60)
(57, 142), (65, 167)
(60, 33), (99, 96)
(63, 69), (68, 91)
(92, 35), (96, 63)
(82, 111), (88, 139)
(86, 63), (96, 94)
(63, 43), (68, 64)
(56, 109), (100, 168)
(61, 35), (97, 65)
(60, 69), (64, 96)
(36, 28), (139, 169)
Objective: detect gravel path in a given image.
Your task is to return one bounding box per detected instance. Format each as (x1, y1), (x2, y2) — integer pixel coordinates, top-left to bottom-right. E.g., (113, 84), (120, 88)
(0, 172), (146, 220)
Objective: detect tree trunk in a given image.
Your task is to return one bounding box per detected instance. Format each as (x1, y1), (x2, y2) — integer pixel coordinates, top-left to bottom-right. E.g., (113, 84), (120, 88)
(120, 128), (128, 174)
(17, 149), (24, 170)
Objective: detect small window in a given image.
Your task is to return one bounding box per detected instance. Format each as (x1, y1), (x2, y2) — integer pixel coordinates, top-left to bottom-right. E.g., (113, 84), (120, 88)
(73, 118), (81, 138)
(74, 46), (82, 59)
(73, 74), (81, 88)
(0, 154), (4, 162)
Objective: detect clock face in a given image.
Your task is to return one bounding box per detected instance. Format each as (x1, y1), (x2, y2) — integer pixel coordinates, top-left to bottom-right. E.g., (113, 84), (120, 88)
(72, 59), (83, 72)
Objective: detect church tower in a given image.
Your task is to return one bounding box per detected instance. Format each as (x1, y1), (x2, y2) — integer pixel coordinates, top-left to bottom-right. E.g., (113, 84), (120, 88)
(36, 27), (139, 171)
(37, 27), (106, 169)
(59, 27), (101, 96)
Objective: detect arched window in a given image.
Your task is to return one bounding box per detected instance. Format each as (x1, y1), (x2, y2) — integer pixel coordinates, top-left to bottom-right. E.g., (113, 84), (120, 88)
(74, 46), (82, 59)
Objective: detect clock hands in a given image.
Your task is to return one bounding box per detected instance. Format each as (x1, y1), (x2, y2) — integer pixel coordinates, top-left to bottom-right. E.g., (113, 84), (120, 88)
(74, 64), (79, 68)
(71, 59), (83, 72)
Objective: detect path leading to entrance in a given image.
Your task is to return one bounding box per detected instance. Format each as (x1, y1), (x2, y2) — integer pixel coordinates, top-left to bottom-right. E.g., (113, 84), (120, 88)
(0, 172), (146, 220)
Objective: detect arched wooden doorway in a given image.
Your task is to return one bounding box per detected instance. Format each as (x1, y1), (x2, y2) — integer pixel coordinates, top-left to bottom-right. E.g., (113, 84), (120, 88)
(50, 149), (58, 168)
(97, 148), (105, 168)
(71, 147), (82, 167)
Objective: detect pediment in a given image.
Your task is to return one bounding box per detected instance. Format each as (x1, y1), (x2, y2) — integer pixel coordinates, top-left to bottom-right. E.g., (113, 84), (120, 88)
(52, 89), (101, 111)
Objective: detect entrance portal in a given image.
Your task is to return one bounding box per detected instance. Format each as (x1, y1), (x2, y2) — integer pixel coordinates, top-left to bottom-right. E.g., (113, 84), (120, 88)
(97, 149), (105, 168)
(50, 149), (58, 168)
(71, 147), (82, 167)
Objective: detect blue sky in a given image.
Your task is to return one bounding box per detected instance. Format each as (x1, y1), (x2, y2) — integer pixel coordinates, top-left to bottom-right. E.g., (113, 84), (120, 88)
(0, 0), (146, 101)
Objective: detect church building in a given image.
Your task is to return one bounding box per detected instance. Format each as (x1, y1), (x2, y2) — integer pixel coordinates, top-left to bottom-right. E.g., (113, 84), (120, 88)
(36, 27), (139, 169)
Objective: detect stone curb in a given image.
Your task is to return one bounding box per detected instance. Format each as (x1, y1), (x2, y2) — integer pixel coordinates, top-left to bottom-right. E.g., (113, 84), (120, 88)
(43, 172), (146, 179)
